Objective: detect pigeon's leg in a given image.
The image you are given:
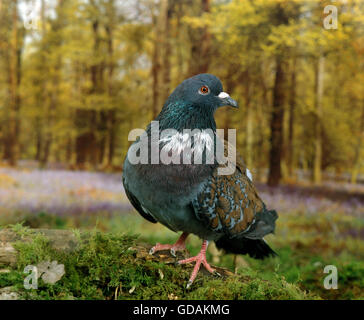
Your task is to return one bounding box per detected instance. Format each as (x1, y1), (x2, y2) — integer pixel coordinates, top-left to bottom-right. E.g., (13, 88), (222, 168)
(149, 232), (189, 257)
(178, 240), (217, 289)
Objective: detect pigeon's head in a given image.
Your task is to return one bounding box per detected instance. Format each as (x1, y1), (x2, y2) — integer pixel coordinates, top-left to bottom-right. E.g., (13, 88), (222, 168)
(165, 73), (238, 110)
(157, 74), (238, 130)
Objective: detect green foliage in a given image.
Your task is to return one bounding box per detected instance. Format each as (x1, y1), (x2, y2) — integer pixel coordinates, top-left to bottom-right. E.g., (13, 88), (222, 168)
(0, 271), (23, 290)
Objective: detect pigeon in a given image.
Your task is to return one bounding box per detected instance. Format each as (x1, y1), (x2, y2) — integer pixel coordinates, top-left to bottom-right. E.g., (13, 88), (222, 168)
(122, 73), (278, 288)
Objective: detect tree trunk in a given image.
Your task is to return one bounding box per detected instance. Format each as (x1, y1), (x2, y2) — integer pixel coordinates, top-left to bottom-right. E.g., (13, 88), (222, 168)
(5, 0), (21, 166)
(39, 0), (65, 168)
(76, 7), (102, 168)
(287, 55), (297, 176)
(65, 135), (72, 164)
(107, 110), (116, 166)
(268, 55), (287, 187)
(151, 1), (164, 119)
(161, 0), (172, 103)
(351, 102), (364, 184)
(33, 0), (46, 163)
(35, 120), (42, 161)
(104, 1), (116, 167)
(199, 0), (211, 73)
(175, 1), (184, 82)
(244, 70), (253, 169)
(313, 54), (325, 184)
(187, 0), (210, 76)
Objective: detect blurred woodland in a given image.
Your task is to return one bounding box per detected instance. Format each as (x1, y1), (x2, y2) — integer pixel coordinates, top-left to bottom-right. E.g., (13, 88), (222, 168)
(0, 0), (363, 186)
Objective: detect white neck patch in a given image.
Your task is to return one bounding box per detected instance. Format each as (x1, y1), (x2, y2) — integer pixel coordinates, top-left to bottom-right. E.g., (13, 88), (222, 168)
(159, 130), (214, 155)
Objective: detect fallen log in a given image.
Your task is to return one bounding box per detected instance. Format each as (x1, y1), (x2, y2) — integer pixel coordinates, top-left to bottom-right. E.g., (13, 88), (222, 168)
(0, 229), (80, 267)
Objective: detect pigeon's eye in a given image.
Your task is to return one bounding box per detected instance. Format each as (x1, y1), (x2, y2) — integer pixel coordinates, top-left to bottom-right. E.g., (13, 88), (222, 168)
(199, 85), (209, 95)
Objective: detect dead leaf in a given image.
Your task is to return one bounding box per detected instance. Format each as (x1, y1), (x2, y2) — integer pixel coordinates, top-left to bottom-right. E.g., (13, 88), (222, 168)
(36, 260), (65, 285)
(158, 269), (164, 280)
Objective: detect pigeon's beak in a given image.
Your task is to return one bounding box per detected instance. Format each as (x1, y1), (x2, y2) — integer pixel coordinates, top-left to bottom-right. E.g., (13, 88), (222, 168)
(218, 92), (239, 108)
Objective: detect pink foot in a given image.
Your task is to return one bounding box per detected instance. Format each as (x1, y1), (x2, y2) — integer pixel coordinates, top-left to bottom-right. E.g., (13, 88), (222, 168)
(149, 232), (189, 257)
(178, 240), (220, 289)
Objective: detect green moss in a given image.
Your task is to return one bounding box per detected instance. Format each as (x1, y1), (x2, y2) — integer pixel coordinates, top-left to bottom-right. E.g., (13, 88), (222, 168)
(8, 221), (34, 237)
(0, 271), (24, 289)
(2, 230), (316, 300)
(186, 269), (315, 300)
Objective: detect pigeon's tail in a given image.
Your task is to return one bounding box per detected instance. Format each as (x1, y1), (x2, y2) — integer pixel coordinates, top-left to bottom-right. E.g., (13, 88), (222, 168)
(215, 237), (277, 260)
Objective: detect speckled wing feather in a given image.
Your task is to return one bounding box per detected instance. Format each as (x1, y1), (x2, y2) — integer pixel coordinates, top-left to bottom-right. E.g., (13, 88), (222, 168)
(192, 140), (274, 239)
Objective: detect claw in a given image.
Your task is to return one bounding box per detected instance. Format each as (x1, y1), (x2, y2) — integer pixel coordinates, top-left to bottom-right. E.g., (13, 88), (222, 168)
(149, 233), (189, 257)
(214, 271), (221, 277)
(178, 240), (215, 288)
(186, 280), (193, 289)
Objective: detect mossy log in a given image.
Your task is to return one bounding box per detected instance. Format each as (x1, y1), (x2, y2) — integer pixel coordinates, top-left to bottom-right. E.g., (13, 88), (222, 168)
(0, 229), (80, 267)
(0, 228), (315, 299)
(0, 228), (233, 278)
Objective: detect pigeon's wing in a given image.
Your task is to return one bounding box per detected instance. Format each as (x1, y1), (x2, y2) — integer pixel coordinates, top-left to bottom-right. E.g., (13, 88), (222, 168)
(192, 140), (277, 239)
(123, 177), (157, 224)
